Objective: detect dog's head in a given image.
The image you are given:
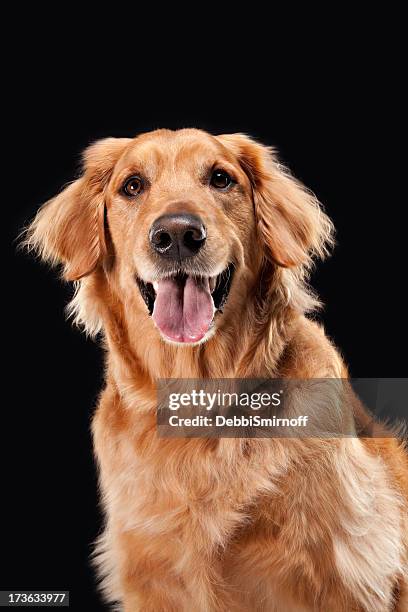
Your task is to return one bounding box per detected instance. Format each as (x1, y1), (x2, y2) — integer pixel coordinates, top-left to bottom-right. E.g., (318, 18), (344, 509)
(25, 129), (333, 345)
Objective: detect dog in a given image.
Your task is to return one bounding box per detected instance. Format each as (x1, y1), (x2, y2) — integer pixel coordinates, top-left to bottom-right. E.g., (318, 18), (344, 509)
(25, 129), (408, 611)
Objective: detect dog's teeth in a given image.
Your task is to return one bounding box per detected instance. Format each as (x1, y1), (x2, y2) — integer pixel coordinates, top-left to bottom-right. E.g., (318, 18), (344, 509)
(209, 277), (217, 292)
(153, 282), (159, 292)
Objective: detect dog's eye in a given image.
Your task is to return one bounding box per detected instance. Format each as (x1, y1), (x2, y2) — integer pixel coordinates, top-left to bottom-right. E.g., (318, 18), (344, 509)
(210, 170), (233, 190)
(122, 176), (143, 197)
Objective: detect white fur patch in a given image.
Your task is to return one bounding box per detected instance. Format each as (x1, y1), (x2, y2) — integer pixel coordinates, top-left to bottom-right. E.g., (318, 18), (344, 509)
(333, 439), (404, 611)
(66, 279), (103, 337)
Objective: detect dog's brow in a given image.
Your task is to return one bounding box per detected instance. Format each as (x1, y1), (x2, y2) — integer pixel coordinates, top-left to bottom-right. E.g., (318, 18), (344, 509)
(118, 145), (168, 182)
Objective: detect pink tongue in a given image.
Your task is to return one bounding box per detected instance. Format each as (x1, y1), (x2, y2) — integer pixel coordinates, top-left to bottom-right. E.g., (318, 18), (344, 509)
(152, 276), (214, 343)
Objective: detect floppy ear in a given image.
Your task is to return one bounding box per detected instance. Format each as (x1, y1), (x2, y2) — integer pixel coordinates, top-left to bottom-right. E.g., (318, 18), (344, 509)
(24, 137), (131, 281)
(216, 133), (334, 268)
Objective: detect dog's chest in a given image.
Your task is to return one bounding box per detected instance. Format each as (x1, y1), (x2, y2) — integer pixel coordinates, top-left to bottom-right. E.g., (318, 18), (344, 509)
(99, 432), (285, 558)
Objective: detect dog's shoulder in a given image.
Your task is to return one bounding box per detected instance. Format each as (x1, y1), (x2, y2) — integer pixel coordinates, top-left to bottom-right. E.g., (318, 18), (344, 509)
(278, 316), (347, 378)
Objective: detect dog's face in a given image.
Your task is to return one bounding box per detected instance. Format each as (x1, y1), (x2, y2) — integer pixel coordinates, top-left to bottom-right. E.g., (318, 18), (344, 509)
(26, 129), (332, 345)
(105, 130), (256, 343)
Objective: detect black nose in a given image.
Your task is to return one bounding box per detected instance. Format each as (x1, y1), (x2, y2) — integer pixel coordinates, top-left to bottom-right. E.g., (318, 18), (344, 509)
(149, 213), (206, 259)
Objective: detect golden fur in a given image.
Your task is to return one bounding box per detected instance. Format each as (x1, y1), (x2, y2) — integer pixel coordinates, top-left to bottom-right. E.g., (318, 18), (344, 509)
(25, 129), (408, 611)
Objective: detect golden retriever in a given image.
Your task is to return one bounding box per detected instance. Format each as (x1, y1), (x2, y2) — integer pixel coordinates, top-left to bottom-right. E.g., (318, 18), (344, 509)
(25, 129), (408, 611)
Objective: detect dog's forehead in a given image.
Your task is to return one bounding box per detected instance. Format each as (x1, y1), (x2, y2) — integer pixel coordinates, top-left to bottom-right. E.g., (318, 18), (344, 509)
(117, 129), (232, 174)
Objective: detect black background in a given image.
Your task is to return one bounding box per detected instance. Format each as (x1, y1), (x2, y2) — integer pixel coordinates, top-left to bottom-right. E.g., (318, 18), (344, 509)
(3, 38), (407, 610)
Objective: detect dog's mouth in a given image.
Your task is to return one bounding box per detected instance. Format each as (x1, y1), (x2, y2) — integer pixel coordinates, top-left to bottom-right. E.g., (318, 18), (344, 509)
(136, 264), (234, 343)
